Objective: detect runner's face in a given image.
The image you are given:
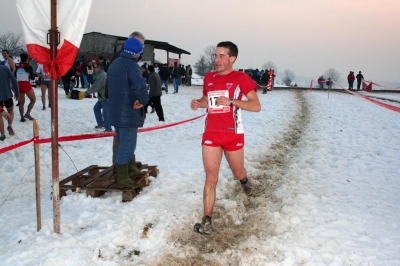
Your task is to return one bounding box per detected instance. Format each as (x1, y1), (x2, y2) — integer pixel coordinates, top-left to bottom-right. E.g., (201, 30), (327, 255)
(2, 51), (9, 59)
(214, 47), (235, 75)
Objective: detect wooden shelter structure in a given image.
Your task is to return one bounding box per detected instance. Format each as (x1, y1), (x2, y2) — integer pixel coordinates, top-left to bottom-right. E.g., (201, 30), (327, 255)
(78, 32), (191, 64)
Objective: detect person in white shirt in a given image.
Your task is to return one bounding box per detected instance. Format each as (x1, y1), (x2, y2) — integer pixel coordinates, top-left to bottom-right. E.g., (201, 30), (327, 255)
(154, 63), (160, 73)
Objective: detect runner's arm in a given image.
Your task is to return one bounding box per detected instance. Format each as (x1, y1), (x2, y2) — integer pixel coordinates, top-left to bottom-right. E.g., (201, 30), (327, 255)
(234, 90), (261, 112)
(216, 90), (261, 112)
(9, 58), (16, 74)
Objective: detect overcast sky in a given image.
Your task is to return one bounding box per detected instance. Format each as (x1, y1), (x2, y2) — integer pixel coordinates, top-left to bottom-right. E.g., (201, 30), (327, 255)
(1, 0), (399, 84)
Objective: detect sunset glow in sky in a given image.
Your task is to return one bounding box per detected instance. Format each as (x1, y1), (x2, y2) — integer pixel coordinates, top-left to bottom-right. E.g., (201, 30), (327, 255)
(1, 0), (399, 84)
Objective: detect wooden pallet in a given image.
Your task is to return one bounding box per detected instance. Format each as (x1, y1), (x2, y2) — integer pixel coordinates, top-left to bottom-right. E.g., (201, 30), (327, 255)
(59, 164), (159, 202)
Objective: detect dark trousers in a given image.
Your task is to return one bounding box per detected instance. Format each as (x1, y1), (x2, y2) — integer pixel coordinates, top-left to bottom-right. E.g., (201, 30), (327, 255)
(145, 96), (164, 121)
(357, 80), (362, 90)
(63, 81), (69, 95)
(348, 81), (354, 90)
(262, 81), (269, 93)
(80, 75), (85, 88)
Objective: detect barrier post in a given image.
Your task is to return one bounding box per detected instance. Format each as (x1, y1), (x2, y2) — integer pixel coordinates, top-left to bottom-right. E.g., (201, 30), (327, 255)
(33, 119), (41, 231)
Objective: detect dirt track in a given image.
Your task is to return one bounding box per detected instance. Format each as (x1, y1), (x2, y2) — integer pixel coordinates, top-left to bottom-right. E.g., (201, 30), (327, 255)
(147, 91), (311, 265)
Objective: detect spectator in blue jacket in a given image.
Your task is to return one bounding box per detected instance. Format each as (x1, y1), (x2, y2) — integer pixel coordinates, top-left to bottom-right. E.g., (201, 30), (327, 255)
(107, 37), (149, 188)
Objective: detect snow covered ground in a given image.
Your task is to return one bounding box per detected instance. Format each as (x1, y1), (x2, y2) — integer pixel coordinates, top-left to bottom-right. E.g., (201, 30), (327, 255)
(0, 85), (399, 265)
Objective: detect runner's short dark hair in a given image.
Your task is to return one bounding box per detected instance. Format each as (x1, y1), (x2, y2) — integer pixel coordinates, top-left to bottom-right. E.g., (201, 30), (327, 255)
(216, 41), (238, 58)
(20, 53), (29, 62)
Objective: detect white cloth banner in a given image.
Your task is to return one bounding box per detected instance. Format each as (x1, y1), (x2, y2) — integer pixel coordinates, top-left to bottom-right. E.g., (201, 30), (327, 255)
(16, 0), (92, 78)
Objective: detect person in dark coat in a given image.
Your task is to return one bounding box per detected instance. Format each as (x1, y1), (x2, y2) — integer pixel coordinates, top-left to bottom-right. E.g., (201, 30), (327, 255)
(347, 71), (355, 90)
(261, 70), (270, 94)
(172, 62), (181, 93)
(146, 65), (165, 121)
(159, 64), (170, 93)
(105, 32), (146, 172)
(180, 64), (186, 85)
(98, 56), (108, 72)
(186, 65), (192, 86)
(356, 71), (364, 91)
(81, 56), (88, 88)
(107, 37), (148, 188)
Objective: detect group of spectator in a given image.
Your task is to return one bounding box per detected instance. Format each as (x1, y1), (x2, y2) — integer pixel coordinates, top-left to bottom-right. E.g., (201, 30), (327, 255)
(317, 71), (364, 91)
(245, 69), (275, 94)
(348, 71), (364, 91)
(171, 62), (192, 93)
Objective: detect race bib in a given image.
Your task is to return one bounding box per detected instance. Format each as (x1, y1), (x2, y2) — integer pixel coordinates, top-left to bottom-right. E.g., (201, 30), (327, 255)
(208, 90), (229, 114)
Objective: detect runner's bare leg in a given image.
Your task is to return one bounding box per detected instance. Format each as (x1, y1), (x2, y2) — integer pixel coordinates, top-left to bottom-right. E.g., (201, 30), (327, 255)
(224, 148), (246, 181)
(26, 90), (36, 114)
(18, 93), (26, 116)
(202, 145), (222, 217)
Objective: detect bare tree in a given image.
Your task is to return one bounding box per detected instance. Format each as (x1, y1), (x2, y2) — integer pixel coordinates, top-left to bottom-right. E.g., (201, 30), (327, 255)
(261, 61), (278, 72)
(204, 45), (216, 72)
(282, 69), (295, 86)
(194, 45), (216, 75)
(323, 68), (341, 83)
(194, 55), (208, 76)
(0, 32), (25, 57)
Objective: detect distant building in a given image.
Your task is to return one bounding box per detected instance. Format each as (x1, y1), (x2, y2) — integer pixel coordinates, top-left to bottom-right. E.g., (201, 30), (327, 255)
(78, 32), (190, 64)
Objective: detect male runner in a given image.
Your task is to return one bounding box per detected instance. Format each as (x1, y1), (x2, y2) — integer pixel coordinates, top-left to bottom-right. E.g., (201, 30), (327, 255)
(16, 53), (36, 121)
(190, 41), (261, 235)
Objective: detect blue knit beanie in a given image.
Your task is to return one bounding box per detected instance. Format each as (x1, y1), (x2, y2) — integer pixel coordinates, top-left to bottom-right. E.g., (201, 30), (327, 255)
(124, 38), (143, 55)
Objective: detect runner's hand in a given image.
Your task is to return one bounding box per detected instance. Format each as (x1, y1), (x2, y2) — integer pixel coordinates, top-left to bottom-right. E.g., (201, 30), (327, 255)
(191, 99), (201, 110)
(216, 96), (229, 106)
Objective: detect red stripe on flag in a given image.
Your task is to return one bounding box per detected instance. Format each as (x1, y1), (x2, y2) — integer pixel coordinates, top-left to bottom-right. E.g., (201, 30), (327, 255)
(26, 40), (78, 79)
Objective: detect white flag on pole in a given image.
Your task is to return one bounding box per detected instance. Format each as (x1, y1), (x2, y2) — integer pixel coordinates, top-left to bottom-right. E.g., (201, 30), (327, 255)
(16, 0), (92, 78)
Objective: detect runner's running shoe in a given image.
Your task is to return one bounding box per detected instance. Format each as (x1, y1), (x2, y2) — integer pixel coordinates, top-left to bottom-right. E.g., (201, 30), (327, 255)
(194, 216), (212, 235)
(24, 113), (34, 120)
(7, 125), (15, 136)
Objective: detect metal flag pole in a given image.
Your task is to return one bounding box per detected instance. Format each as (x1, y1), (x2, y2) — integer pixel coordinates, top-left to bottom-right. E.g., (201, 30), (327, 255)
(49, 0), (61, 234)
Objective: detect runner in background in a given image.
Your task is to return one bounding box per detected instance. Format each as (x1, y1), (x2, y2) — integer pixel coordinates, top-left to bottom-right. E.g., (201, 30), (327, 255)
(16, 53), (36, 122)
(36, 64), (51, 110)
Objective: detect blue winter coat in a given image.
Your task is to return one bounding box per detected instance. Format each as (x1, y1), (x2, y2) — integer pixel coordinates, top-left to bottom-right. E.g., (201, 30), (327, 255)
(107, 51), (149, 128)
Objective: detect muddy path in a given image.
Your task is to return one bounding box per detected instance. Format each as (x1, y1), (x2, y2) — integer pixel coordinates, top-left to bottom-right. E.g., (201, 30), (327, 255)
(147, 91), (311, 265)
